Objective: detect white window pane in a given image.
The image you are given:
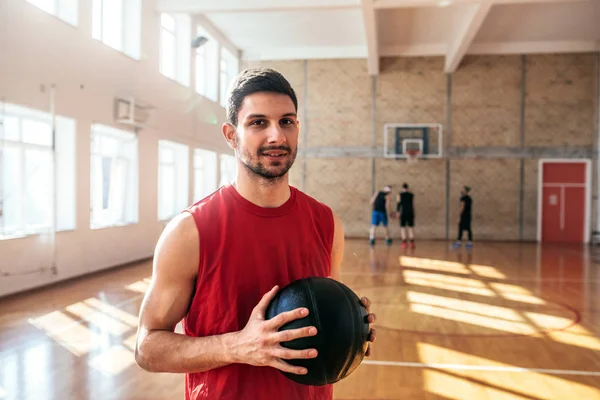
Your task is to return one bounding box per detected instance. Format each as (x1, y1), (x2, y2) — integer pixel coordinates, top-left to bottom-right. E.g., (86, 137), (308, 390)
(159, 147), (174, 164)
(195, 50), (206, 95)
(161, 30), (176, 79)
(22, 119), (52, 147)
(158, 164), (175, 220)
(219, 154), (236, 186)
(27, 0), (55, 14)
(1, 147), (22, 233)
(90, 124), (138, 229)
(103, 0), (123, 51)
(161, 13), (175, 32)
(24, 149), (53, 229)
(2, 116), (20, 141)
(58, 0), (78, 26)
(92, 0), (103, 40)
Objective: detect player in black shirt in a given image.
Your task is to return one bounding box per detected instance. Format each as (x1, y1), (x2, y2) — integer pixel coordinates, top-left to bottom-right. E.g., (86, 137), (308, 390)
(452, 186), (473, 249)
(369, 185), (392, 246)
(396, 183), (416, 250)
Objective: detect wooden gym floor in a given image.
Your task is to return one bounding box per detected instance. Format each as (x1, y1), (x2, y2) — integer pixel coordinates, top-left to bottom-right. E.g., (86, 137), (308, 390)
(1, 239), (599, 400)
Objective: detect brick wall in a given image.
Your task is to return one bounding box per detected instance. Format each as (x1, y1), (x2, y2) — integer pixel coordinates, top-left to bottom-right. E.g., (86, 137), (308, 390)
(248, 53), (598, 241)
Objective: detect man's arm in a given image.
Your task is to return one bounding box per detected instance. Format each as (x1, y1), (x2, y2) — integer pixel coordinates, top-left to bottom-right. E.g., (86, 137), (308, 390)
(135, 212), (236, 373)
(135, 213), (317, 375)
(329, 211), (345, 281)
(369, 192), (377, 205)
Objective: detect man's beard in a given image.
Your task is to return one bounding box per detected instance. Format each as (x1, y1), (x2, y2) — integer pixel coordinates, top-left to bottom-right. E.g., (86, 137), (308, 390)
(237, 143), (297, 182)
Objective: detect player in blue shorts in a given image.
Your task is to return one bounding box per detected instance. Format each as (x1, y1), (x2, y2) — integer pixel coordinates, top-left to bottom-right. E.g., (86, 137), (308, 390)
(369, 185), (392, 246)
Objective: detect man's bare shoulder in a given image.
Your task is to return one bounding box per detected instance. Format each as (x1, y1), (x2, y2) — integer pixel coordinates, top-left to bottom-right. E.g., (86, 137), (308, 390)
(154, 212), (200, 279)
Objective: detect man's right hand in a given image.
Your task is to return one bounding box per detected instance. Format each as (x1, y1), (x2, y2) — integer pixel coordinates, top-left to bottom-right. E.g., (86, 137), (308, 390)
(230, 285), (319, 375)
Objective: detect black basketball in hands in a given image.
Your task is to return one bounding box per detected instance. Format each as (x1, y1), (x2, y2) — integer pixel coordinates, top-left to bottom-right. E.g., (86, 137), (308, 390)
(265, 277), (370, 386)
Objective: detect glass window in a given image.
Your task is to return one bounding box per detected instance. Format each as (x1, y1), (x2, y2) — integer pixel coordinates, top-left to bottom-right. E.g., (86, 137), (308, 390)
(193, 148), (217, 201)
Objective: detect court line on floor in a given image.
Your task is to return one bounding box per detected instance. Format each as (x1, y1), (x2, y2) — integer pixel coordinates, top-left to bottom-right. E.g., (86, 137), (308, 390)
(362, 360), (600, 376)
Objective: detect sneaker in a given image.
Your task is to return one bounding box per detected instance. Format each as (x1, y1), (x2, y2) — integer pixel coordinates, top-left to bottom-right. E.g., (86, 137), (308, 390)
(451, 241), (461, 249)
(401, 241), (407, 250)
(385, 238), (392, 245)
(465, 241), (473, 249)
(369, 238), (375, 246)
(410, 241), (416, 249)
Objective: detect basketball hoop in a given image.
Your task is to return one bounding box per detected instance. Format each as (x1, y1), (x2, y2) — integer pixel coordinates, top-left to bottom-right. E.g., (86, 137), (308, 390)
(406, 149), (421, 163)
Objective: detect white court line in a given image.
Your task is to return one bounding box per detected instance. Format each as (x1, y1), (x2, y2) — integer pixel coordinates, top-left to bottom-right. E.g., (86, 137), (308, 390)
(362, 360), (600, 376)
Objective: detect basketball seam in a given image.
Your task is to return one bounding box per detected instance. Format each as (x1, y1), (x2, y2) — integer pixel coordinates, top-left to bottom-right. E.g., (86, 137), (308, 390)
(305, 278), (326, 384)
(337, 282), (357, 381)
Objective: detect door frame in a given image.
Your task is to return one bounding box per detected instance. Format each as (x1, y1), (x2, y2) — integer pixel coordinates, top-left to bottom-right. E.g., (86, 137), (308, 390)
(537, 159), (592, 243)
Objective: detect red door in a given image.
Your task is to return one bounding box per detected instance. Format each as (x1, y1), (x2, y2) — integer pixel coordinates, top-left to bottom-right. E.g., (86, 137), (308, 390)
(541, 162), (587, 243)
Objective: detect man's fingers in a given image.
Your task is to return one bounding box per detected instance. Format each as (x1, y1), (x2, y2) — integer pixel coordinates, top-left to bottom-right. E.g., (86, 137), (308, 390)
(272, 359), (308, 375)
(369, 328), (376, 342)
(273, 326), (317, 343)
(273, 346), (318, 360)
(367, 313), (376, 324)
(253, 285), (279, 319)
(361, 297), (371, 309)
(265, 307), (309, 329)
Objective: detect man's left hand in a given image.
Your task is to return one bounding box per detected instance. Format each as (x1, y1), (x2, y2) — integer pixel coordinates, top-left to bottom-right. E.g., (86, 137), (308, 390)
(360, 297), (376, 357)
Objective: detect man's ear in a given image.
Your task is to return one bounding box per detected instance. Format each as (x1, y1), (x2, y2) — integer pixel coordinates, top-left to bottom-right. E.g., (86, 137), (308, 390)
(221, 123), (237, 149)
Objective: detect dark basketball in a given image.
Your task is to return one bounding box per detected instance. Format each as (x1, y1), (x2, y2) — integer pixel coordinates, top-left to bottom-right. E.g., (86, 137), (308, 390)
(265, 276), (370, 386)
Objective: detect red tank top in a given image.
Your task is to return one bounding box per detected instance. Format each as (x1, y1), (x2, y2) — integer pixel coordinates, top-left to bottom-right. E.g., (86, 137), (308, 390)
(182, 184), (335, 400)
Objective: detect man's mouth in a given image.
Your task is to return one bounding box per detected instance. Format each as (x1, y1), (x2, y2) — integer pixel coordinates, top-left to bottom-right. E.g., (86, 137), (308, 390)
(262, 151), (288, 158)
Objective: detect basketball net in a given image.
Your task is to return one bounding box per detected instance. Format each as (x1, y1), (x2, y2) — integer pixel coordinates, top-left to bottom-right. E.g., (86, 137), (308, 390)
(406, 149), (420, 164)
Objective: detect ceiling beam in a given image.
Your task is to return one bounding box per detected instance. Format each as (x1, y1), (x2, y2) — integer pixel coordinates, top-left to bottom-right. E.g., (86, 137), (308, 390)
(444, 1), (492, 73)
(360, 0), (380, 76)
(373, 0), (588, 9)
(156, 0), (359, 14)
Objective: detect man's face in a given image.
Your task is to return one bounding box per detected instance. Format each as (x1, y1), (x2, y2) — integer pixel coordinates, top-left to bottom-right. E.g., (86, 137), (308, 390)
(224, 92), (299, 181)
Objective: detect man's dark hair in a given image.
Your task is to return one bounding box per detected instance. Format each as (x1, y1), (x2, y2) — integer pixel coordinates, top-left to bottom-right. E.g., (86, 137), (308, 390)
(464, 186), (471, 193)
(403, 183), (408, 189)
(226, 68), (298, 127)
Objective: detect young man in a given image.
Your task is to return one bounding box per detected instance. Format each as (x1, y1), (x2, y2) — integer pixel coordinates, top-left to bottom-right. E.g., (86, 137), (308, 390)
(135, 68), (376, 400)
(452, 186), (473, 249)
(369, 185), (392, 245)
(396, 183), (415, 250)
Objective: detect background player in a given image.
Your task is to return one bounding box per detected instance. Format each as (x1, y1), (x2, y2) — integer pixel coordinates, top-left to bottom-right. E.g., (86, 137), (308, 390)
(452, 186), (473, 249)
(396, 183), (415, 250)
(369, 185), (392, 246)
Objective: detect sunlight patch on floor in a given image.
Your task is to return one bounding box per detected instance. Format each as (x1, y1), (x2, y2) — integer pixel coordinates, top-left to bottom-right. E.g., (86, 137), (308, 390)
(66, 302), (132, 336)
(28, 311), (105, 357)
(399, 256), (471, 274)
(403, 270), (496, 297)
(84, 297), (139, 327)
(470, 265), (507, 279)
(89, 345), (136, 376)
(0, 385), (6, 399)
(490, 283), (547, 305)
(418, 343), (600, 399)
(410, 303), (536, 335)
(125, 279), (150, 294)
(408, 292), (524, 322)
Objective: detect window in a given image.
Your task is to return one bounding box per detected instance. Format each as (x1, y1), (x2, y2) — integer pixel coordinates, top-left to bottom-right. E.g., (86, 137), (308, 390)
(92, 0), (141, 59)
(195, 24), (219, 101)
(160, 13), (191, 87)
(27, 0), (78, 26)
(90, 124), (138, 229)
(0, 103), (76, 239)
(158, 140), (189, 221)
(220, 47), (239, 108)
(193, 148), (217, 201)
(219, 153), (237, 187)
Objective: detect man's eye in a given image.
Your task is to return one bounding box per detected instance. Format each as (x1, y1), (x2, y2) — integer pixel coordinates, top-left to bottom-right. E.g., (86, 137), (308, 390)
(280, 119), (294, 125)
(251, 120), (266, 126)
